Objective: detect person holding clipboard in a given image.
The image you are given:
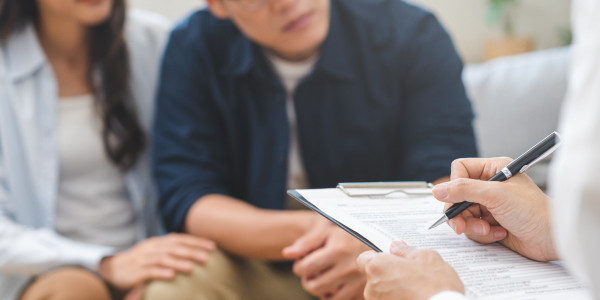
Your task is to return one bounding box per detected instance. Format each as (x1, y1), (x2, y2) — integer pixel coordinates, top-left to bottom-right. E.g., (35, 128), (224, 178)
(356, 0), (600, 298)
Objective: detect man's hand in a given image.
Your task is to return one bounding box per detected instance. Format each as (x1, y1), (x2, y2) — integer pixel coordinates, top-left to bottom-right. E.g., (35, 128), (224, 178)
(282, 218), (368, 300)
(99, 233), (215, 290)
(433, 157), (558, 262)
(357, 241), (464, 300)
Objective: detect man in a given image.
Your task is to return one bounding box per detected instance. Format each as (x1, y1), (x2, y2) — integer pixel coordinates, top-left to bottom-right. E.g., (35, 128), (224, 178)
(147, 0), (477, 299)
(356, 0), (600, 299)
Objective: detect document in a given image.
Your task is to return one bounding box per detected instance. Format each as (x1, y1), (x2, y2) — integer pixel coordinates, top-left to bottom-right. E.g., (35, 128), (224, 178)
(289, 188), (591, 300)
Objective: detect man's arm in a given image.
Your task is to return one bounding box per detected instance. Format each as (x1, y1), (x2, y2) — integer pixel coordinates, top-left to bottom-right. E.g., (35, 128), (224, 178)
(185, 194), (317, 260)
(397, 12), (478, 182)
(153, 24), (319, 260)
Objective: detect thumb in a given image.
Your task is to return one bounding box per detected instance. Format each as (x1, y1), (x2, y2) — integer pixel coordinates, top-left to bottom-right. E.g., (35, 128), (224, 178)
(433, 178), (506, 210)
(389, 241), (419, 259)
(356, 250), (377, 273)
(282, 226), (329, 259)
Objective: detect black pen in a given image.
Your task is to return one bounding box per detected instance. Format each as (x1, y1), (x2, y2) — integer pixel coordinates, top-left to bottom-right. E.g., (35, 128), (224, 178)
(428, 131), (561, 230)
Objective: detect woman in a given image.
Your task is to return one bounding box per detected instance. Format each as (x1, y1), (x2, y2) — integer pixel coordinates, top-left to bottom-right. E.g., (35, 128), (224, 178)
(0, 0), (215, 299)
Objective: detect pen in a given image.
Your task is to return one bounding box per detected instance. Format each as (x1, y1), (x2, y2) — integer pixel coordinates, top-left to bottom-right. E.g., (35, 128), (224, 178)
(428, 131), (561, 230)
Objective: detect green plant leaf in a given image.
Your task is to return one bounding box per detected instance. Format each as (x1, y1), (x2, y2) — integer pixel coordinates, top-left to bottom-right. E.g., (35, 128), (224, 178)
(486, 0), (518, 35)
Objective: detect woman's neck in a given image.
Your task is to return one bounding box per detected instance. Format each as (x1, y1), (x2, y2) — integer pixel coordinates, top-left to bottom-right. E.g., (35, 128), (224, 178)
(35, 10), (94, 98)
(36, 11), (89, 64)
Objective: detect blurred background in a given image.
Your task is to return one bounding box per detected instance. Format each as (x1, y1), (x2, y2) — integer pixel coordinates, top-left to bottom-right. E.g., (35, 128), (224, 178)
(129, 0), (572, 63)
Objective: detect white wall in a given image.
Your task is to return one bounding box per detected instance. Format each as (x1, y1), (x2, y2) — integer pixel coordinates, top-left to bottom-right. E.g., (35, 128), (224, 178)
(129, 0), (204, 21)
(129, 0), (571, 62)
(410, 0), (572, 62)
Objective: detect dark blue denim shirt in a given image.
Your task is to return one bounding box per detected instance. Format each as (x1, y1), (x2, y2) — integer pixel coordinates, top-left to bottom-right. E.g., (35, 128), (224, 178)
(154, 0), (478, 232)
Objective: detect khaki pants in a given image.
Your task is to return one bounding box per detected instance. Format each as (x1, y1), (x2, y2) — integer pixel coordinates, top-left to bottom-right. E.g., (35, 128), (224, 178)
(144, 249), (316, 300)
(19, 267), (111, 300)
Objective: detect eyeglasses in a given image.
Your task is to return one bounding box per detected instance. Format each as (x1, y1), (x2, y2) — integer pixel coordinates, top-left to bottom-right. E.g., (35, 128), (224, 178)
(227, 0), (269, 11)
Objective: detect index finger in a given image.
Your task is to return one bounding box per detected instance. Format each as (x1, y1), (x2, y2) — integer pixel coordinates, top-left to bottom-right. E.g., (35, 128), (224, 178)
(165, 233), (216, 251)
(450, 157), (513, 181)
(291, 246), (332, 277)
(282, 222), (330, 260)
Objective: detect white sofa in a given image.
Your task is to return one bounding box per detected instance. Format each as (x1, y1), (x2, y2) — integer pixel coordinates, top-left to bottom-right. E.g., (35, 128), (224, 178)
(462, 47), (570, 189)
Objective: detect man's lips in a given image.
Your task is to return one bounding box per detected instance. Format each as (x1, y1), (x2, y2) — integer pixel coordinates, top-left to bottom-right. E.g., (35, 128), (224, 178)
(283, 11), (313, 32)
(77, 0), (106, 5)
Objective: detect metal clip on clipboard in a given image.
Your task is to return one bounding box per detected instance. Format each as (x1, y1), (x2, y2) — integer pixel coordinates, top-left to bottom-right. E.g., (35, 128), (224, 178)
(336, 181), (433, 197)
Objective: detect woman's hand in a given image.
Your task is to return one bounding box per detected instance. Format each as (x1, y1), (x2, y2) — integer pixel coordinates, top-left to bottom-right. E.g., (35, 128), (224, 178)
(99, 233), (215, 290)
(433, 157), (558, 262)
(357, 241), (464, 300)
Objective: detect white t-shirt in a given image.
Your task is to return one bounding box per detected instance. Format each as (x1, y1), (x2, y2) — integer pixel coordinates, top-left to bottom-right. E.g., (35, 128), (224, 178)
(265, 51), (318, 191)
(55, 95), (137, 250)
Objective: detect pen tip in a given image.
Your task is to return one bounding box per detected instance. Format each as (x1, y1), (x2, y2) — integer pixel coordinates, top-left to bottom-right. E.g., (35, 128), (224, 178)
(428, 214), (449, 230)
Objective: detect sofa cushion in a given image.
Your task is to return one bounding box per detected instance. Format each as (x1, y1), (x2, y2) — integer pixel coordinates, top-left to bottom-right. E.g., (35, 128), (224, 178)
(463, 47), (570, 188)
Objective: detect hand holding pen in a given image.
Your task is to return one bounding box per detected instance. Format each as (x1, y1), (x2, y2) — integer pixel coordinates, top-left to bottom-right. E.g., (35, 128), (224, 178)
(428, 132), (561, 261)
(429, 131), (560, 229)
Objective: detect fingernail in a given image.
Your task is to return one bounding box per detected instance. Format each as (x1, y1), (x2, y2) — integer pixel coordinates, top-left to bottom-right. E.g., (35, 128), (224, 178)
(283, 244), (297, 253)
(473, 223), (485, 235)
(359, 251), (376, 260)
(390, 240), (407, 252)
(391, 240), (407, 247)
(448, 220), (456, 231)
(197, 252), (208, 261)
(433, 183), (449, 199)
(494, 229), (506, 240)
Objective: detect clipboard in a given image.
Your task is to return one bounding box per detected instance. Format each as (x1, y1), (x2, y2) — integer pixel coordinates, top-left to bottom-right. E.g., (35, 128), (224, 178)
(337, 181), (433, 197)
(288, 182), (433, 252)
(287, 187), (591, 299)
(287, 190), (382, 252)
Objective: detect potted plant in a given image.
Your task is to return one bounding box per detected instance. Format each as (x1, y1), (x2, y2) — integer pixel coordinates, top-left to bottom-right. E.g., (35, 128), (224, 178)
(484, 0), (533, 60)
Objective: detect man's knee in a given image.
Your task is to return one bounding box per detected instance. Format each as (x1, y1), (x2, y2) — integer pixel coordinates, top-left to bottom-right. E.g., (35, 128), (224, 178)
(144, 249), (238, 300)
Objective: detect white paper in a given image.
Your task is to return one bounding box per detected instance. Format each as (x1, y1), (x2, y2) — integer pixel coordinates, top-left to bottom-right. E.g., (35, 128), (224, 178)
(296, 188), (591, 300)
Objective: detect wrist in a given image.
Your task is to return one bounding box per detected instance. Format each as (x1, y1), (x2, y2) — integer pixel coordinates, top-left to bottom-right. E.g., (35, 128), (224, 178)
(98, 255), (115, 282)
(541, 205), (559, 261)
(543, 226), (559, 261)
(291, 210), (321, 236)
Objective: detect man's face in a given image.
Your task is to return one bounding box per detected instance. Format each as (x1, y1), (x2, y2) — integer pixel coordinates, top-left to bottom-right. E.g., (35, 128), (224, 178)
(208, 0), (330, 61)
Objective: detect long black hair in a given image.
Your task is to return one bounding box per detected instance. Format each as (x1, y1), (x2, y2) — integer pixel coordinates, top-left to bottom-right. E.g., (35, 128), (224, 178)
(0, 0), (145, 171)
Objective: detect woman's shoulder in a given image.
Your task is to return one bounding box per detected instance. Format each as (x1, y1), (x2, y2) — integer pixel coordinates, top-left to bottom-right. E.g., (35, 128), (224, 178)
(0, 23), (46, 82)
(125, 9), (172, 55)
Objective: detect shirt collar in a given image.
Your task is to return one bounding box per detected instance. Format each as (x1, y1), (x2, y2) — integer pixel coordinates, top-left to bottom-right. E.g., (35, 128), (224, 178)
(222, 31), (255, 77)
(3, 23), (47, 82)
(221, 2), (354, 82)
(313, 2), (354, 82)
